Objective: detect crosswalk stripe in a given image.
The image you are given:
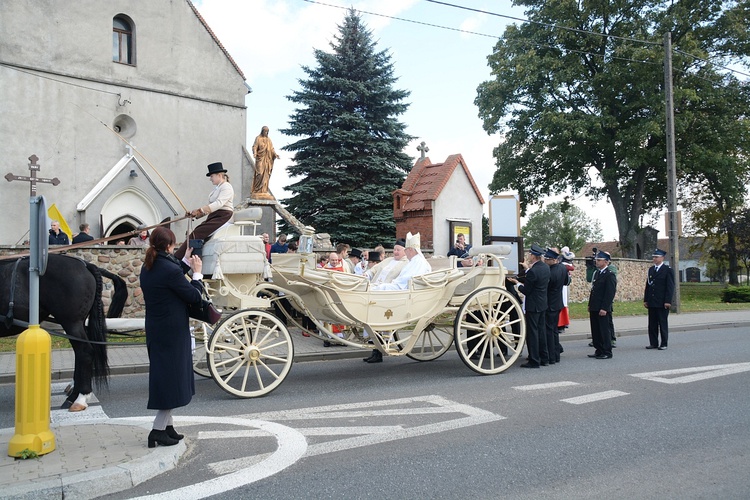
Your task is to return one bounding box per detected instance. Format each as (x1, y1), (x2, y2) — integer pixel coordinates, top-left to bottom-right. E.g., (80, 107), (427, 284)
(561, 390), (629, 405)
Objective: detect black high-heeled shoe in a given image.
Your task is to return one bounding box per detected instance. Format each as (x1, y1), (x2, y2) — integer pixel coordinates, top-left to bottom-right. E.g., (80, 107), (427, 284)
(148, 429), (179, 448)
(165, 425), (184, 440)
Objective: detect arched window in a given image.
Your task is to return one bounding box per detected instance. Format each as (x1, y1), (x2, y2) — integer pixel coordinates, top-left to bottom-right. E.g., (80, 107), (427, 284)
(113, 15), (135, 65)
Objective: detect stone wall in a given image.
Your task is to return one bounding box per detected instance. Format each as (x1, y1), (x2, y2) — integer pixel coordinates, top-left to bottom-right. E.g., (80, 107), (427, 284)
(1, 247), (654, 319)
(566, 258), (651, 303)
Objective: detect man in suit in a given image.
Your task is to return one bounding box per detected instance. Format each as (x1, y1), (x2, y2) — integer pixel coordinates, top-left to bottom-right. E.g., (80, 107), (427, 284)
(644, 248), (675, 350)
(508, 244), (550, 368)
(544, 248), (569, 364)
(588, 251), (617, 359)
(72, 223), (94, 244)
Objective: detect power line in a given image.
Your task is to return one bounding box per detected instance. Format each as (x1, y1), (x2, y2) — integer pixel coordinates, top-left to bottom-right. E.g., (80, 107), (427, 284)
(673, 49), (750, 79)
(0, 62), (123, 97)
(424, 0), (662, 46)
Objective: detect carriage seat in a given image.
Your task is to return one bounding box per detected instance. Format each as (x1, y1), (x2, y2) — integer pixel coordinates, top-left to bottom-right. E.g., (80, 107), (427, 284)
(426, 256), (457, 270)
(201, 209), (266, 276)
(469, 244), (511, 256)
(411, 268), (465, 290)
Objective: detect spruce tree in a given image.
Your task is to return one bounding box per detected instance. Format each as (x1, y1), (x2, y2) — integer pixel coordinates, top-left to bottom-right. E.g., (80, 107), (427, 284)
(280, 8), (413, 247)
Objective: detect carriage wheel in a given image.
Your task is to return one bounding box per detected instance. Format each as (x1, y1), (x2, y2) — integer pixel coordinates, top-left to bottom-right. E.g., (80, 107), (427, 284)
(207, 309), (294, 398)
(191, 320), (213, 377)
(454, 287), (525, 374)
(191, 320), (240, 378)
(393, 312), (454, 362)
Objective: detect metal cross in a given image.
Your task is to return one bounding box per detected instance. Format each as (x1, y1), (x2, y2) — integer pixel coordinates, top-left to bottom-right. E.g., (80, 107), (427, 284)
(5, 155), (60, 196)
(417, 141), (429, 160)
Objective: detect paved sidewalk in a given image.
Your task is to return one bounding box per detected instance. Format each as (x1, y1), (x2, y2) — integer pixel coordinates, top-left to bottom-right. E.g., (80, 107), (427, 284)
(1, 310), (749, 499)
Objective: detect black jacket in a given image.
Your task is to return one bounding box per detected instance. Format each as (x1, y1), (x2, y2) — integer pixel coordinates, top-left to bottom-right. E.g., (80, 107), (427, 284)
(518, 260), (550, 312)
(48, 230), (69, 245)
(588, 267), (617, 313)
(72, 233), (94, 244)
(547, 262), (569, 312)
(644, 264), (675, 307)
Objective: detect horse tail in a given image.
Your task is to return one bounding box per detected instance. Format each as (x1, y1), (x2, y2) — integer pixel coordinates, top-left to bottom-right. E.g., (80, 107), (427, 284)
(100, 268), (127, 318)
(85, 262), (109, 388)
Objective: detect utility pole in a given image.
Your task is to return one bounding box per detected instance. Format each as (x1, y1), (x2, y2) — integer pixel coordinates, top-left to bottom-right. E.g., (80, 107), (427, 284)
(664, 32), (681, 313)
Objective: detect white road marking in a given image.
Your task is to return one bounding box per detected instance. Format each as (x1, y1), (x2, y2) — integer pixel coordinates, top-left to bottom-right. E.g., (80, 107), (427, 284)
(631, 362), (750, 384)
(199, 425), (405, 439)
(122, 416), (307, 500)
(561, 390), (629, 405)
(210, 395), (504, 475)
(513, 381), (580, 391)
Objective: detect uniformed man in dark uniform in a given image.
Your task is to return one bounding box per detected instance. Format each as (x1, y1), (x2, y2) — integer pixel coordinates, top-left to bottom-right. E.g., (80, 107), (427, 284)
(544, 248), (569, 364)
(643, 248), (675, 350)
(508, 244), (550, 368)
(588, 251), (617, 359)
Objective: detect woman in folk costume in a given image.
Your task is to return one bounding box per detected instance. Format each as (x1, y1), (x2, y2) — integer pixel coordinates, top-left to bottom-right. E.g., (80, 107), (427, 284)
(558, 247), (575, 333)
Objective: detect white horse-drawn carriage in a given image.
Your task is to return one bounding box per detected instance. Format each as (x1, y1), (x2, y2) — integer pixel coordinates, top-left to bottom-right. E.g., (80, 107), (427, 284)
(190, 208), (526, 398)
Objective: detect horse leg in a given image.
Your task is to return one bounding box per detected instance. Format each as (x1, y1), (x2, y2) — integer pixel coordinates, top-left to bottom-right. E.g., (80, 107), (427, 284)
(61, 321), (95, 411)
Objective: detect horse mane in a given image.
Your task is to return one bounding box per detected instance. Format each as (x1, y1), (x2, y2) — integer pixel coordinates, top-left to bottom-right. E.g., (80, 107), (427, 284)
(84, 261), (109, 388)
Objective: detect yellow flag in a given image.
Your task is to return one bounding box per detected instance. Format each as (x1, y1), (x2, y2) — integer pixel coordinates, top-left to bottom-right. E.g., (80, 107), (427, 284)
(47, 203), (73, 240)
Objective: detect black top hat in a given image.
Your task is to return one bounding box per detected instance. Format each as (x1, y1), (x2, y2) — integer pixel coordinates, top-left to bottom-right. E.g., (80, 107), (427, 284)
(349, 248), (363, 259)
(394, 239), (406, 248)
(206, 162), (227, 177)
(368, 252), (382, 263)
(529, 244), (545, 256)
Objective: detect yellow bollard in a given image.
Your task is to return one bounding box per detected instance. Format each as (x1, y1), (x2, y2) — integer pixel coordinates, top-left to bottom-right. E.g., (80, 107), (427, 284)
(8, 324), (56, 457)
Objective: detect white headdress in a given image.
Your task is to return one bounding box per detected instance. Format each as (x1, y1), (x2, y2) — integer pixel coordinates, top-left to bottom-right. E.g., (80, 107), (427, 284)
(405, 232), (423, 256)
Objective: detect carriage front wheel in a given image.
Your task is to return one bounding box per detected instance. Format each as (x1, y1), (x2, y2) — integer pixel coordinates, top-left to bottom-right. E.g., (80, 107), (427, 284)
(207, 309), (294, 398)
(454, 286), (525, 374)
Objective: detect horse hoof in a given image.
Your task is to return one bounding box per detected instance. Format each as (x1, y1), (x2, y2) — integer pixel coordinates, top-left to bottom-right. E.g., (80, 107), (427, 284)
(64, 383), (73, 396)
(61, 400), (73, 410)
(69, 402), (88, 412)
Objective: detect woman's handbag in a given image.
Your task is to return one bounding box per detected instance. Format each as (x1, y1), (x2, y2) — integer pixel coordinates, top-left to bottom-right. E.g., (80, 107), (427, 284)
(189, 298), (222, 325)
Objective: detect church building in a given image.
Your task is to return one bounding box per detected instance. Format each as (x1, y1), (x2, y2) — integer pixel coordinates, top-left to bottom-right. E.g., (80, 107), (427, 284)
(393, 152), (485, 256)
(0, 1), (252, 244)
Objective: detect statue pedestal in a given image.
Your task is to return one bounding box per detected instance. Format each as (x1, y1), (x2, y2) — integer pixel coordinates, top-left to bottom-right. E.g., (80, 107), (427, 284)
(242, 198), (309, 236)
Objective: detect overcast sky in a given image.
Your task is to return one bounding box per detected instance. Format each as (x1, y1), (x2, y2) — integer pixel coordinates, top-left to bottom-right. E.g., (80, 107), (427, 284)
(194, 0), (644, 242)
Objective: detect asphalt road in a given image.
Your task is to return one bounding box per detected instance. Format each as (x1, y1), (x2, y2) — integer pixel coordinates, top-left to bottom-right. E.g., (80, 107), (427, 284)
(3, 327), (750, 499)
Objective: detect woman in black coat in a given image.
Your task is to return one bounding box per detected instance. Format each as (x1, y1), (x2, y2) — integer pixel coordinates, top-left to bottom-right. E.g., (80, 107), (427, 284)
(140, 226), (204, 448)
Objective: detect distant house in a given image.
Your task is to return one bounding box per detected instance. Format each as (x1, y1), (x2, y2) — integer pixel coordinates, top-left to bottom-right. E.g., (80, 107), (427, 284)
(579, 236), (709, 282)
(393, 154), (484, 255)
(0, 0), (251, 244)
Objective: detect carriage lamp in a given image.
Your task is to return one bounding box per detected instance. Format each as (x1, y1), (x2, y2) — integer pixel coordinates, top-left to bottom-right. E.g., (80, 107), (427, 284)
(299, 226), (315, 254)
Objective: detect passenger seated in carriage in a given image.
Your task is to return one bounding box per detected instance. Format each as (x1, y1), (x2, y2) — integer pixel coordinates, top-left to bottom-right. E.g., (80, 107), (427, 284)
(366, 239), (408, 285)
(372, 232), (432, 291)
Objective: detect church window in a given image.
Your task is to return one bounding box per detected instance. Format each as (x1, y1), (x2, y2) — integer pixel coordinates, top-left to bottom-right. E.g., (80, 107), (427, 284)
(113, 15), (135, 65)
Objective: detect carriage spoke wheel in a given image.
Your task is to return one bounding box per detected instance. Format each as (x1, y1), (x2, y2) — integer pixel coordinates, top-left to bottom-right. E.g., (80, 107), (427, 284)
(454, 287), (525, 374)
(207, 309), (294, 398)
(191, 320), (213, 377)
(394, 313), (454, 361)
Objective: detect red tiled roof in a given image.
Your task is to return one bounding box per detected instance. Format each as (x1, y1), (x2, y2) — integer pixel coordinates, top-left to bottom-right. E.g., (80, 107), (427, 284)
(187, 0), (246, 80)
(397, 154), (485, 212)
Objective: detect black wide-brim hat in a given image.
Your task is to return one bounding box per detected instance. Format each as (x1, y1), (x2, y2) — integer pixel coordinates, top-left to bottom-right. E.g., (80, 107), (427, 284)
(206, 162), (227, 176)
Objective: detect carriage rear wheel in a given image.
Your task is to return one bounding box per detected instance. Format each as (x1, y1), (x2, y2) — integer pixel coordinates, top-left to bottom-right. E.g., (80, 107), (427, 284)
(207, 309), (294, 398)
(454, 286), (525, 374)
(394, 313), (454, 362)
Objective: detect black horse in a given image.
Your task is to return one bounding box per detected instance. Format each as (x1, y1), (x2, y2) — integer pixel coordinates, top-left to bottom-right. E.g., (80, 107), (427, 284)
(1, 253), (127, 410)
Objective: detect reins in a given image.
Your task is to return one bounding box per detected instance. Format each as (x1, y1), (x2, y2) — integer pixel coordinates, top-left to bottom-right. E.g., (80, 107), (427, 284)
(0, 215), (192, 261)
